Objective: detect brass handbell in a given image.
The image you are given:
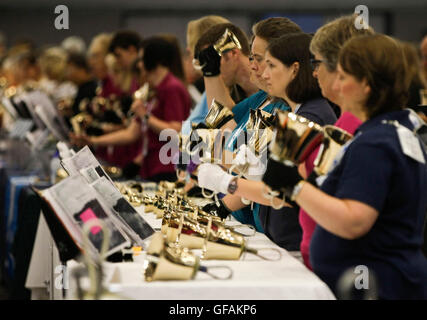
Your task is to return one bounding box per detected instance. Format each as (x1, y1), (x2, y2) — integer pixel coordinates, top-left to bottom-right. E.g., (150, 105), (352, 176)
(202, 218), (281, 261)
(133, 82), (156, 102)
(247, 109), (276, 155)
(70, 112), (93, 135)
(269, 110), (324, 165)
(204, 99), (234, 129)
(162, 211), (207, 249)
(102, 165), (122, 179)
(313, 125), (353, 176)
(186, 128), (223, 164)
(144, 233), (200, 281)
(192, 28), (242, 70)
(213, 28), (242, 56)
(144, 232), (232, 281)
(127, 83), (156, 119)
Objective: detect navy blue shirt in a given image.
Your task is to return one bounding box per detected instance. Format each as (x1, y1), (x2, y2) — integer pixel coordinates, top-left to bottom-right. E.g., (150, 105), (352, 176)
(258, 97), (337, 251)
(310, 109), (427, 299)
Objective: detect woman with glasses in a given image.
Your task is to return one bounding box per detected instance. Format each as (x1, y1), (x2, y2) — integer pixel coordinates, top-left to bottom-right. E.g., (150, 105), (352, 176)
(198, 32), (337, 252)
(297, 14), (374, 270)
(262, 33), (427, 299)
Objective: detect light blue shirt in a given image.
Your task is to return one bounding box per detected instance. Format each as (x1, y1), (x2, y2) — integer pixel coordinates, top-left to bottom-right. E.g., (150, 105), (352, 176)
(181, 92), (208, 135)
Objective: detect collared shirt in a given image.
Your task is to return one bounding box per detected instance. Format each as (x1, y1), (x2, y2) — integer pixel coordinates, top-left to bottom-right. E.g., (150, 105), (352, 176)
(181, 92), (208, 136)
(311, 109), (427, 299)
(140, 72), (191, 179)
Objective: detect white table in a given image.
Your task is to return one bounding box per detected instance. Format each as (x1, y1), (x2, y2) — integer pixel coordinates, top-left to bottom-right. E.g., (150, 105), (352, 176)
(64, 204), (336, 300)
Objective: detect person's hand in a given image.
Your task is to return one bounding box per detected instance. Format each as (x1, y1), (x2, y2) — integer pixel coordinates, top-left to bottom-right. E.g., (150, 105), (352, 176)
(195, 45), (221, 77)
(131, 99), (147, 119)
(233, 144), (266, 181)
(197, 163), (234, 194)
(202, 200), (232, 220)
(69, 132), (92, 148)
(262, 158), (303, 197)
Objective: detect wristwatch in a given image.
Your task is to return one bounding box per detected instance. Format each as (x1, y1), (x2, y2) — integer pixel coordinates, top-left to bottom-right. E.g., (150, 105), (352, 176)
(227, 177), (238, 194)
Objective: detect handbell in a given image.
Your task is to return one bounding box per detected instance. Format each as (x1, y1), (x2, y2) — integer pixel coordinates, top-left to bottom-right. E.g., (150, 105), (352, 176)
(192, 28), (242, 70)
(202, 218), (281, 261)
(144, 232), (232, 281)
(204, 99), (234, 129)
(70, 112), (93, 135)
(269, 110), (324, 165)
(186, 128), (223, 164)
(313, 125), (353, 176)
(213, 28), (242, 56)
(144, 233), (200, 281)
(247, 109), (276, 155)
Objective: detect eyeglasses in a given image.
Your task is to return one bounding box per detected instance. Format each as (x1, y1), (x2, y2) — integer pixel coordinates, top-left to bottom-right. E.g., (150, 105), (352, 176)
(310, 58), (324, 71)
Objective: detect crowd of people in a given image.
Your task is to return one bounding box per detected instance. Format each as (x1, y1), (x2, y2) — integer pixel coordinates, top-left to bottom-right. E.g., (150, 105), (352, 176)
(1, 13), (427, 299)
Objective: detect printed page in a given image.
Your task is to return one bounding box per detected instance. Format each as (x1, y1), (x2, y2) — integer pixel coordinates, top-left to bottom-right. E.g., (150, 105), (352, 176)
(41, 175), (130, 257)
(91, 177), (155, 246)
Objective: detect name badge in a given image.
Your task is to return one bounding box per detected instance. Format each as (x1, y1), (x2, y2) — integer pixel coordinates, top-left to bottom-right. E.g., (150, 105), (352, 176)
(397, 125), (425, 164)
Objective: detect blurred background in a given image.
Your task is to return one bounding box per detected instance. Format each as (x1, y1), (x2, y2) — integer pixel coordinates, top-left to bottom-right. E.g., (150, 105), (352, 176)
(0, 0), (426, 51)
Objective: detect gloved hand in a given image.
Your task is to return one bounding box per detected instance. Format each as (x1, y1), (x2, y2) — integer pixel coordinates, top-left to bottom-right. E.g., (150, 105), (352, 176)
(122, 161), (141, 179)
(197, 163), (234, 194)
(202, 200), (232, 220)
(262, 158), (303, 197)
(232, 144), (266, 181)
(195, 45), (221, 77)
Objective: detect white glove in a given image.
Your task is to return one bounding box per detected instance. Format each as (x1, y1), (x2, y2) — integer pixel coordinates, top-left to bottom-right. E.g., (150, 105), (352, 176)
(197, 163), (234, 194)
(232, 144), (266, 181)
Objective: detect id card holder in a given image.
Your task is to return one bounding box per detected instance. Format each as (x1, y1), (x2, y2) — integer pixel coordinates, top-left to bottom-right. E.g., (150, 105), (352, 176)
(397, 125), (425, 164)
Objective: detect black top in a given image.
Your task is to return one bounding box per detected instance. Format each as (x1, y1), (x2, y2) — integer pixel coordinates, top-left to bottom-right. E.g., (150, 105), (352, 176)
(258, 97), (337, 251)
(311, 109), (427, 299)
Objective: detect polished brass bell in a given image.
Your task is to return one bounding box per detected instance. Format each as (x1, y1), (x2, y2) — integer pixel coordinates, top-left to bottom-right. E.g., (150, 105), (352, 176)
(144, 233), (199, 281)
(70, 112), (93, 135)
(213, 28), (242, 56)
(204, 99), (234, 129)
(186, 128), (223, 164)
(269, 110), (323, 164)
(313, 125), (353, 176)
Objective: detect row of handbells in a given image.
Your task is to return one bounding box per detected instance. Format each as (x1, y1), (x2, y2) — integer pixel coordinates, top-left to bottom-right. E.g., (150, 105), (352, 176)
(138, 99), (352, 282)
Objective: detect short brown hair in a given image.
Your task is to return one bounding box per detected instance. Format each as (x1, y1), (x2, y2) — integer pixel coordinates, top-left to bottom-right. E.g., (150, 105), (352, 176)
(187, 15), (230, 54)
(310, 14), (374, 71)
(339, 34), (410, 118)
(252, 17), (302, 43)
(267, 33), (321, 104)
(194, 23), (250, 57)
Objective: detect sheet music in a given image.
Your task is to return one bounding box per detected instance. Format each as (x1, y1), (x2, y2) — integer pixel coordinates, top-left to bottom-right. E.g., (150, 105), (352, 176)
(61, 146), (112, 182)
(41, 175), (130, 257)
(91, 177), (155, 246)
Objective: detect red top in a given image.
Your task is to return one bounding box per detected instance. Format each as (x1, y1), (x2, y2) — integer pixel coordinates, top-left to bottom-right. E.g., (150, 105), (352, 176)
(99, 74), (123, 98)
(299, 112), (362, 270)
(139, 72), (191, 180)
(95, 75), (143, 168)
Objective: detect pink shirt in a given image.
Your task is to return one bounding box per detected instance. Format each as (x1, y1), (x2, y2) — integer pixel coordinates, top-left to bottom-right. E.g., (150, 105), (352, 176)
(299, 112), (362, 270)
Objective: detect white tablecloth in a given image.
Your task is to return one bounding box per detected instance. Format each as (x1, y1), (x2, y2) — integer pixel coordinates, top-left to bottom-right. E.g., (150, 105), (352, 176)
(65, 203), (336, 300)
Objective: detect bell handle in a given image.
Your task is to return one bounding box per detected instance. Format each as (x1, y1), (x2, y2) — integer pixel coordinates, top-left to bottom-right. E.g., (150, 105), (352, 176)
(199, 265), (233, 280)
(262, 184), (286, 210)
(201, 187), (215, 199)
(245, 247), (282, 261)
